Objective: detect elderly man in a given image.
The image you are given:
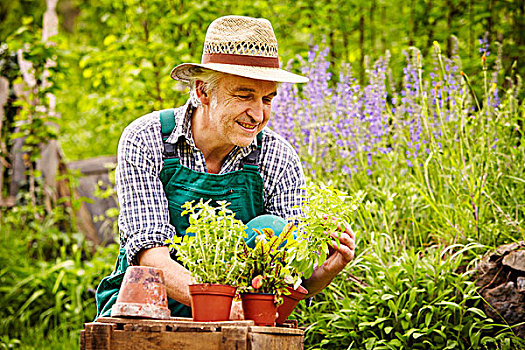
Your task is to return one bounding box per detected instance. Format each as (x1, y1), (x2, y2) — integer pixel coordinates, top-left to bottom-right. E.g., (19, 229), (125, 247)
(95, 15), (355, 319)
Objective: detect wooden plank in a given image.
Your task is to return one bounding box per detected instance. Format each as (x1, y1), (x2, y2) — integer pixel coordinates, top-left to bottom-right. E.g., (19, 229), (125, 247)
(68, 156), (117, 175)
(83, 322), (114, 350)
(249, 326), (304, 335)
(220, 326), (248, 350)
(112, 330), (223, 350)
(249, 333), (304, 350)
(80, 330), (85, 350)
(97, 317), (254, 329)
(0, 196), (15, 208)
(67, 155), (118, 244)
(84, 317), (304, 350)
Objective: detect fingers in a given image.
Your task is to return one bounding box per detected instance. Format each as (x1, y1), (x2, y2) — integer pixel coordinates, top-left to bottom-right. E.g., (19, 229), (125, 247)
(328, 229), (355, 262)
(321, 216), (356, 263)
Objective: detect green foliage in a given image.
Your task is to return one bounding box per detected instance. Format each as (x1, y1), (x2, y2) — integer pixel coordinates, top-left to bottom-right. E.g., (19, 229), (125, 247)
(169, 200), (247, 285)
(0, 0), (45, 41)
(0, 207), (118, 348)
(296, 238), (524, 349)
(0, 2), (523, 348)
(26, 0), (518, 161)
(3, 18), (61, 206)
(6, 19), (60, 155)
(276, 39), (524, 349)
(92, 163), (119, 239)
(289, 182), (362, 279)
(237, 225), (297, 299)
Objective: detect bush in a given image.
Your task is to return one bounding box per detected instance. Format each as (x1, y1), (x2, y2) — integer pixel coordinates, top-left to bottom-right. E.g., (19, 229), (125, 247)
(296, 238), (524, 349)
(270, 42), (524, 248)
(0, 207), (118, 348)
(271, 42), (524, 349)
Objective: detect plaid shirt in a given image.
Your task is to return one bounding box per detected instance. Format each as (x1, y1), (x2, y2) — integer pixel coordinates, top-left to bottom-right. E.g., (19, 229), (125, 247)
(116, 100), (306, 265)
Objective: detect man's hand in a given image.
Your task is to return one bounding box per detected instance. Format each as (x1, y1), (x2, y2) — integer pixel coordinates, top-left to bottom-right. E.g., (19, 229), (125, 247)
(302, 219), (356, 297)
(324, 221), (356, 273)
(138, 246), (194, 306)
(229, 299), (244, 320)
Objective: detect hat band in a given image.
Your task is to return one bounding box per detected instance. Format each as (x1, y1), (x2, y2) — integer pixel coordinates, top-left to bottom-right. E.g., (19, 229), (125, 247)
(202, 53), (279, 68)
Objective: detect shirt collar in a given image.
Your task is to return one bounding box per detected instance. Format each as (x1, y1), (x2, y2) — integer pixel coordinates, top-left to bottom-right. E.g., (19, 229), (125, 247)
(165, 99), (196, 147)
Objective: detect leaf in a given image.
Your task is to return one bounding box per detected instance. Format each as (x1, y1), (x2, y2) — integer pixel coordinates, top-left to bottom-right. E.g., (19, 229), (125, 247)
(381, 294), (396, 301)
(466, 307), (486, 318)
(103, 35), (117, 46)
(436, 301), (460, 310)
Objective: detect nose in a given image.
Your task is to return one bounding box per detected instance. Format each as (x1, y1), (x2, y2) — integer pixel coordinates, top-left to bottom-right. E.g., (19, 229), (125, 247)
(247, 99), (265, 123)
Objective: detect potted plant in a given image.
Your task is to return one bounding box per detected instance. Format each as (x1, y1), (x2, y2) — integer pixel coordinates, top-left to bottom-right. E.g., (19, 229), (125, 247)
(236, 225), (297, 326)
(169, 199), (247, 322)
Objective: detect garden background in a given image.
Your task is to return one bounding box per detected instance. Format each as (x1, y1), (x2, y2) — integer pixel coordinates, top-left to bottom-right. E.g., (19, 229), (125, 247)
(0, 0), (524, 349)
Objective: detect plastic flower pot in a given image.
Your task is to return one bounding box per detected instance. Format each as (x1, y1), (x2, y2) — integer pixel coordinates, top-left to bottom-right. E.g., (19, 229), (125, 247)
(276, 285), (308, 324)
(241, 292), (277, 327)
(111, 266), (171, 319)
(189, 284), (237, 322)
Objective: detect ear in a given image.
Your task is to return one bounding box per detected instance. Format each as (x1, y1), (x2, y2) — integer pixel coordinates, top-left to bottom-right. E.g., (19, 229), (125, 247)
(195, 80), (210, 106)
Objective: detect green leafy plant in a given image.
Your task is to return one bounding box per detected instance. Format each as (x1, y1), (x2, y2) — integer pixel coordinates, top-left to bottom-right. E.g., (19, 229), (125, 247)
(296, 235), (525, 350)
(288, 182), (361, 280)
(237, 225), (298, 302)
(0, 206), (118, 348)
(169, 200), (247, 285)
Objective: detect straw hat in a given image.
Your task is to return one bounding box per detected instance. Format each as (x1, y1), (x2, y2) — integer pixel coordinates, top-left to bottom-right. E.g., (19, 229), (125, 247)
(170, 16), (308, 84)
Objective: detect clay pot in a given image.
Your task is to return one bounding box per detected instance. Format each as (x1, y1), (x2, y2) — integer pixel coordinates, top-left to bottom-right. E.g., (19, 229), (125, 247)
(111, 266), (170, 319)
(276, 285), (308, 324)
(189, 284), (237, 322)
(241, 293), (277, 326)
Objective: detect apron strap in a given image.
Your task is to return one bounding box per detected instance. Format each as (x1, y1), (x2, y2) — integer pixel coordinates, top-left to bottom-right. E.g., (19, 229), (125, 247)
(160, 109), (178, 159)
(160, 109), (176, 140)
(241, 132), (263, 171)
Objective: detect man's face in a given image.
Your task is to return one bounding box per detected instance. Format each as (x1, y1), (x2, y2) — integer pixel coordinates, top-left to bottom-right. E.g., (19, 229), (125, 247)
(207, 74), (277, 149)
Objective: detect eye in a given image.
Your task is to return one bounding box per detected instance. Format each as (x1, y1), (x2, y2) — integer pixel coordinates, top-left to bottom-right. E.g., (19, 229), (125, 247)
(263, 97), (273, 104)
(236, 95), (251, 99)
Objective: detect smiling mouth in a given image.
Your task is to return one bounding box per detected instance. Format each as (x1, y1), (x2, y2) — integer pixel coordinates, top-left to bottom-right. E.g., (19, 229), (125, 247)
(237, 121), (257, 130)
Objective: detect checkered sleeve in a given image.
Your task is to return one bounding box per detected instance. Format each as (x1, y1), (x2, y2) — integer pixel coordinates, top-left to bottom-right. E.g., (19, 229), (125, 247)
(116, 124), (176, 265)
(262, 130), (306, 220)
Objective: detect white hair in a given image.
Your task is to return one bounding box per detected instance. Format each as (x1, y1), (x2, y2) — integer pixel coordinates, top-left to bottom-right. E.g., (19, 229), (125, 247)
(187, 68), (226, 106)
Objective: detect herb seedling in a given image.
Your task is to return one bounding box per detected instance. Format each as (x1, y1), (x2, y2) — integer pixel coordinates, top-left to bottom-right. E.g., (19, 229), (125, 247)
(288, 182), (358, 280)
(168, 199), (247, 285)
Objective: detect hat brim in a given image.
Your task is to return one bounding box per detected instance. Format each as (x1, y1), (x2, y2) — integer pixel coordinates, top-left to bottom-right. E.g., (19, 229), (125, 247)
(171, 63), (309, 84)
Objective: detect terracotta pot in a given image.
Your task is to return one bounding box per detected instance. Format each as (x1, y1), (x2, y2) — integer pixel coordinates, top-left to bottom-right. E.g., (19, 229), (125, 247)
(241, 293), (277, 327)
(111, 266), (170, 319)
(276, 285), (308, 324)
(189, 284), (237, 322)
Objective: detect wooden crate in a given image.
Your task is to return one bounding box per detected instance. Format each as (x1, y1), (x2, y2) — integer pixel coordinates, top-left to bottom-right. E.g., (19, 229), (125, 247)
(80, 317), (304, 350)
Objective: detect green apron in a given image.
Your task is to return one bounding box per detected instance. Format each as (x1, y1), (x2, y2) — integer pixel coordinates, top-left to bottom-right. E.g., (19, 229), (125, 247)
(95, 108), (272, 319)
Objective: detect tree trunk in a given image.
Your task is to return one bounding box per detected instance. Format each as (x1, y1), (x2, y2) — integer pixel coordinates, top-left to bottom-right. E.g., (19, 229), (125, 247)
(38, 0), (60, 211)
(0, 77), (10, 207)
